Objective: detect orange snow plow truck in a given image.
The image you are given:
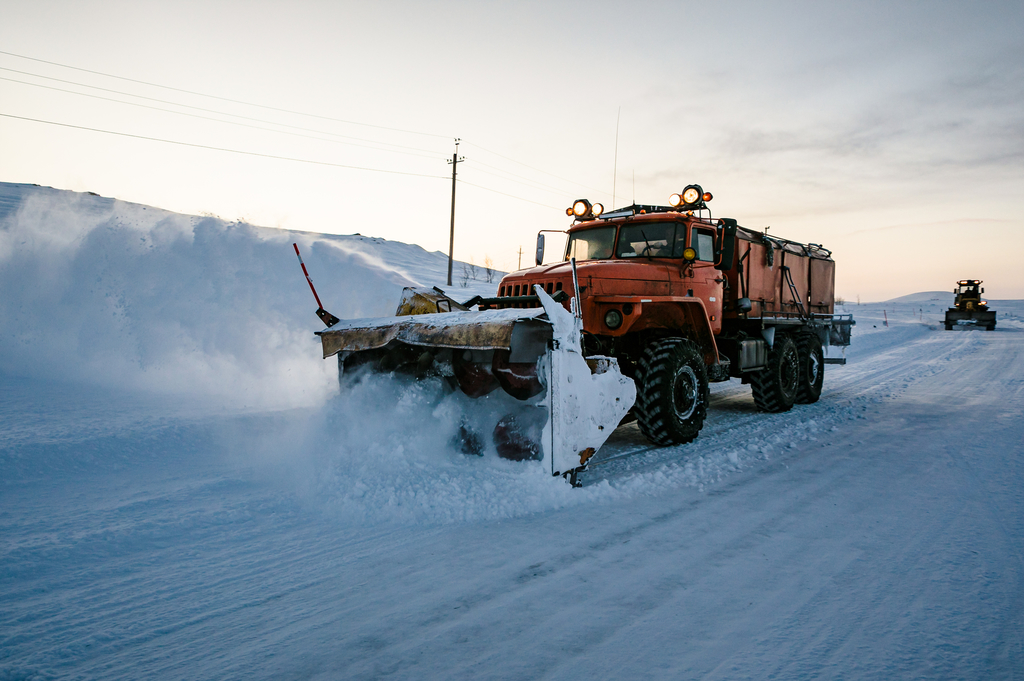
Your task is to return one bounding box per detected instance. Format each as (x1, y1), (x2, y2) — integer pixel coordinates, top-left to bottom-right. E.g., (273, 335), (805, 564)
(313, 185), (853, 484)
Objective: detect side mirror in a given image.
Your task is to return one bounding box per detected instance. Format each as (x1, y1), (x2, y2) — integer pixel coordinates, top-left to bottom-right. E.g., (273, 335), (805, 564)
(535, 233), (545, 267)
(715, 219), (737, 271)
(736, 297), (752, 312)
(981, 287), (984, 293)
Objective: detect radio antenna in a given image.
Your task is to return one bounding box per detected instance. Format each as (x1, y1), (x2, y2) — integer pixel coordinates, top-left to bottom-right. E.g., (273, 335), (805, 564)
(612, 106), (620, 207)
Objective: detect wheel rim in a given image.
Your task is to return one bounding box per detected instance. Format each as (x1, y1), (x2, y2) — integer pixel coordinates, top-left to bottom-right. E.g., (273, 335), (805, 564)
(781, 345), (799, 396)
(808, 351), (820, 384)
(672, 365), (699, 420)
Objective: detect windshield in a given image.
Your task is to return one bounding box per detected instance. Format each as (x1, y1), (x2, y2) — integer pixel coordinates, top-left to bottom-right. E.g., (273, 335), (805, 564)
(616, 222), (682, 258)
(566, 221), (717, 261)
(565, 226), (615, 261)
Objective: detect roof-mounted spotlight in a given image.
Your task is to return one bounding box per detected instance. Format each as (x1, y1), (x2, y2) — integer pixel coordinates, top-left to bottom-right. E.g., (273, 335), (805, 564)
(568, 199), (602, 220)
(670, 184), (711, 211)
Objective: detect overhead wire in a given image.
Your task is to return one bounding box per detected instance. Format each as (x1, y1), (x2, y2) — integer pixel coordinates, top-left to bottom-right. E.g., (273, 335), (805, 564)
(462, 156), (602, 198)
(455, 179), (560, 209)
(0, 109), (558, 208)
(0, 51), (613, 211)
(460, 161), (577, 199)
(0, 66), (443, 157)
(0, 74), (443, 161)
(463, 140), (611, 199)
(0, 112), (450, 179)
(0, 49), (451, 139)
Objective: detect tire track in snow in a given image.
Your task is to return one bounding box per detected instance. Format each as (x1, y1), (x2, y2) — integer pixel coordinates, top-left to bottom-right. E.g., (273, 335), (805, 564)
(584, 323), (989, 492)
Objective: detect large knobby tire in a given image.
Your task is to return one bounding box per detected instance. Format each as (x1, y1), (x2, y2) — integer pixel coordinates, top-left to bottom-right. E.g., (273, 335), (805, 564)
(750, 333), (799, 413)
(634, 338), (708, 446)
(795, 335), (824, 404)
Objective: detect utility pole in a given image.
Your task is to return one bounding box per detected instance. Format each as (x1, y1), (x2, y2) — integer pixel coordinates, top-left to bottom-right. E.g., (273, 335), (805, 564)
(518, 246), (523, 270)
(446, 138), (464, 286)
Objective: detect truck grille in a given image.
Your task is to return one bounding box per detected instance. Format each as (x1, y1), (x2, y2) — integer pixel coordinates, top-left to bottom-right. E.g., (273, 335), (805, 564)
(497, 281), (563, 308)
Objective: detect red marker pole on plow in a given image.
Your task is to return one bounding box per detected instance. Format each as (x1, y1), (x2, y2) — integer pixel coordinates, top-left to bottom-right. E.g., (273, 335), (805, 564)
(293, 243), (341, 328)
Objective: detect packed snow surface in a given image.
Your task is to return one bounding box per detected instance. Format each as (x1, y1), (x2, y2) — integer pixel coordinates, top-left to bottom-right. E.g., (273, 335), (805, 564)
(2, 183), (1023, 679)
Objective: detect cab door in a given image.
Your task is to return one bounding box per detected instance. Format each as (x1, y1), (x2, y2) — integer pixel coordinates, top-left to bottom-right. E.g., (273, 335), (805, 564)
(687, 224), (723, 331)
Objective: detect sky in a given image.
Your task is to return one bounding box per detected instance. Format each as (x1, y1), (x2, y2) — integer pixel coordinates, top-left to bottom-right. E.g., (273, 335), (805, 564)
(1, 0), (1022, 301)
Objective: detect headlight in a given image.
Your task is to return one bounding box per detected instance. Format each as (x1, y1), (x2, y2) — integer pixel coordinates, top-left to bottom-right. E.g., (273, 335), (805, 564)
(604, 309), (623, 329)
(682, 187), (701, 204)
(682, 247), (697, 261)
(591, 202), (604, 216)
(702, 191), (713, 202)
(572, 199), (592, 217)
(669, 193), (682, 207)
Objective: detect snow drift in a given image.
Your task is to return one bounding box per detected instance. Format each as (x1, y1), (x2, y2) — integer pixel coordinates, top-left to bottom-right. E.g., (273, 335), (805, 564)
(0, 182), (488, 410)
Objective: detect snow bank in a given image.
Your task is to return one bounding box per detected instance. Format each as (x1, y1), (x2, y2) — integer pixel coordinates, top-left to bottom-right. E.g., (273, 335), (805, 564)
(2, 183), (604, 525)
(0, 183), (493, 410)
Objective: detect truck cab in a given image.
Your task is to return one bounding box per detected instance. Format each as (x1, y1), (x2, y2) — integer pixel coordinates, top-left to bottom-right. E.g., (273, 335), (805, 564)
(493, 205), (731, 379)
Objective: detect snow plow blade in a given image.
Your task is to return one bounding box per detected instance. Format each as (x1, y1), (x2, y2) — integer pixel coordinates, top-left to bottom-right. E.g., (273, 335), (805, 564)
(316, 286), (636, 482)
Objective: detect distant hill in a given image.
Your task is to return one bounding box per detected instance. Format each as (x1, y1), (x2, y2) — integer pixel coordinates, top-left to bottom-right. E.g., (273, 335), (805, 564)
(882, 291), (951, 304)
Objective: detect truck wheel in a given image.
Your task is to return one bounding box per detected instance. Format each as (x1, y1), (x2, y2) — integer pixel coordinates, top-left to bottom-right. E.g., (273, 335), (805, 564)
(795, 336), (824, 405)
(634, 338), (708, 446)
(944, 323), (953, 330)
(750, 333), (799, 413)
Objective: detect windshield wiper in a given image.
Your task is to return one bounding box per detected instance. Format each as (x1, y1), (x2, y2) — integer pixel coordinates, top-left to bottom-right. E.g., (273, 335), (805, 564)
(640, 230), (654, 261)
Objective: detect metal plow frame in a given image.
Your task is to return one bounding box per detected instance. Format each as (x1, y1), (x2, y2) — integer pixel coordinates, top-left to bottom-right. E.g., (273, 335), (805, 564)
(316, 286), (636, 483)
(535, 287), (635, 480)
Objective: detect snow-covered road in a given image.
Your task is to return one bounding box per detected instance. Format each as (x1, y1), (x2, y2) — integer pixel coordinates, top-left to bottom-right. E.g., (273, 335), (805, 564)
(3, 304), (1022, 679)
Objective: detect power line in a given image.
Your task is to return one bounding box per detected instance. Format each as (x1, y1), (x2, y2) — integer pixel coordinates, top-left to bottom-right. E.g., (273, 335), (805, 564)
(463, 158), (586, 199)
(0, 74), (442, 161)
(0, 112), (450, 179)
(0, 49), (451, 139)
(0, 51), (620, 211)
(456, 178), (560, 209)
(0, 66), (443, 157)
(460, 163), (578, 203)
(3, 74), (570, 207)
(463, 140), (611, 199)
(0, 52), (618, 208)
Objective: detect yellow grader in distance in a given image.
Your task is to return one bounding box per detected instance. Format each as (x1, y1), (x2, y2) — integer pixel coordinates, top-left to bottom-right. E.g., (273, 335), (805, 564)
(945, 280), (997, 330)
